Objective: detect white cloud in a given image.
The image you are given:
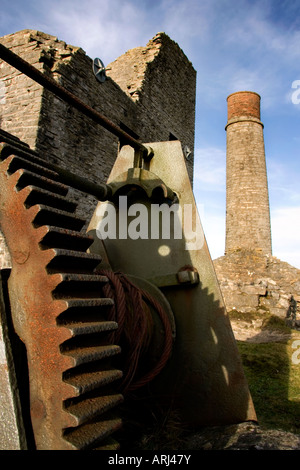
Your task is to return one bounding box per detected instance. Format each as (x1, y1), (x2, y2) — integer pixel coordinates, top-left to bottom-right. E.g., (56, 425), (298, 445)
(168, 0), (300, 109)
(267, 159), (300, 206)
(193, 147), (226, 191)
(194, 150), (300, 268)
(197, 202), (300, 268)
(199, 212), (225, 261)
(3, 0), (300, 106)
(1, 0), (154, 65)
(46, 0), (150, 63)
(160, 0), (213, 41)
(271, 206), (300, 269)
(193, 146), (226, 259)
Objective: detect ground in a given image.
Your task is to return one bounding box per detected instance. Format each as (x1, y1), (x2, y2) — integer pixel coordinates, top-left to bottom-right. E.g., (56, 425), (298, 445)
(130, 311), (300, 451)
(184, 312), (300, 450)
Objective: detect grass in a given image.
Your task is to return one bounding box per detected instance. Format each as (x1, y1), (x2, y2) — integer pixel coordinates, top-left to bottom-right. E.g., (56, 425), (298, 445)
(119, 312), (300, 448)
(236, 319), (300, 434)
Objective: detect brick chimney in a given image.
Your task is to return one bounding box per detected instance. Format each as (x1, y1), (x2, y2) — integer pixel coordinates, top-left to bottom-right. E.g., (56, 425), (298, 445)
(225, 91), (272, 255)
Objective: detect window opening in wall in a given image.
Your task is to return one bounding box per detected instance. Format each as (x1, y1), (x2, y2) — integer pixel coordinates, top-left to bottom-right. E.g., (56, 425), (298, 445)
(169, 132), (178, 141)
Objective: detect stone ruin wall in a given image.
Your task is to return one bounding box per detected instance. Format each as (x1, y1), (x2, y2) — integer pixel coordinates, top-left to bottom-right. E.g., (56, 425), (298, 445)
(0, 29), (196, 222)
(214, 251), (300, 326)
(1, 30), (299, 328)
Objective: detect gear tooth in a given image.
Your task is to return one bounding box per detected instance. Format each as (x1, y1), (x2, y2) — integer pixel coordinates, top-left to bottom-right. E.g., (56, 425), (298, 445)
(51, 273), (110, 299)
(0, 132), (123, 450)
(63, 369), (123, 396)
(6, 154), (59, 180)
(15, 168), (69, 196)
(64, 394), (124, 426)
(39, 226), (94, 252)
(46, 249), (103, 274)
(0, 129), (35, 153)
(32, 205), (86, 231)
(23, 186), (77, 213)
(61, 345), (121, 367)
(60, 320), (118, 337)
(63, 419), (123, 450)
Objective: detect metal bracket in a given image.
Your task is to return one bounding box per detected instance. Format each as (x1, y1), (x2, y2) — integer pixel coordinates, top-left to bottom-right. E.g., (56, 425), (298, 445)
(108, 167), (176, 204)
(148, 268), (200, 288)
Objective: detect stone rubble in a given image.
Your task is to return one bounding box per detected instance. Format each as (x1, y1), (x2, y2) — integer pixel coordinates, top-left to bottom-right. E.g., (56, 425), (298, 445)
(214, 249), (300, 329)
(184, 421), (300, 450)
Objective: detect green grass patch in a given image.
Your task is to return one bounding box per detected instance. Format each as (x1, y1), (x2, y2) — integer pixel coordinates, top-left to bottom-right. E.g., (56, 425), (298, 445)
(228, 309), (261, 322)
(237, 338), (300, 433)
(261, 314), (294, 333)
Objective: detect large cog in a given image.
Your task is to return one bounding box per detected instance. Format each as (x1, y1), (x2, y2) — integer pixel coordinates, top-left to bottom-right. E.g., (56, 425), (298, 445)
(0, 132), (123, 450)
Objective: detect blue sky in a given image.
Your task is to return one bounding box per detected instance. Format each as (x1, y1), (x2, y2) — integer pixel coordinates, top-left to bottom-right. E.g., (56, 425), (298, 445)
(1, 0), (300, 268)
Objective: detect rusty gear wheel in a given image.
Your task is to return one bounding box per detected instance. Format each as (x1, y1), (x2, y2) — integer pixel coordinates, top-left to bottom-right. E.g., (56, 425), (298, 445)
(0, 132), (123, 450)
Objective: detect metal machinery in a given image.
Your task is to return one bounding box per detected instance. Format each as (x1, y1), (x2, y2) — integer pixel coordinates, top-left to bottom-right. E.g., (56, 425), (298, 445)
(0, 45), (256, 450)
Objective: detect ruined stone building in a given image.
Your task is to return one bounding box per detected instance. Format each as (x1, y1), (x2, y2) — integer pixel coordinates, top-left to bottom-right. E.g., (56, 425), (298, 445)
(2, 28), (300, 452)
(0, 31), (259, 450)
(1, 30), (299, 327)
(0, 29), (196, 221)
(214, 91), (300, 327)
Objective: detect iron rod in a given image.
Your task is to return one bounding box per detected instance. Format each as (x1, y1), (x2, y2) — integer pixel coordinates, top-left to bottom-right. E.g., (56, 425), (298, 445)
(0, 43), (148, 154)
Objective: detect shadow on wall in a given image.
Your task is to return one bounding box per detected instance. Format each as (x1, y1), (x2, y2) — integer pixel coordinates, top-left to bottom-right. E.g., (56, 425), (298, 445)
(88, 219), (257, 447)
(237, 316), (300, 434)
(86, 140), (258, 449)
(109, 281), (258, 451)
(173, 317), (300, 451)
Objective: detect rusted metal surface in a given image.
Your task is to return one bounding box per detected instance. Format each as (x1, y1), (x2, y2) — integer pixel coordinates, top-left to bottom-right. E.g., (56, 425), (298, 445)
(0, 136), (124, 449)
(0, 40), (257, 442)
(88, 141), (257, 427)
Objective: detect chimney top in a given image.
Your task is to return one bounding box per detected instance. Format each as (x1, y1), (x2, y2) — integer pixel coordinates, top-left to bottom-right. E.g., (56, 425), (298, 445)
(227, 91), (261, 122)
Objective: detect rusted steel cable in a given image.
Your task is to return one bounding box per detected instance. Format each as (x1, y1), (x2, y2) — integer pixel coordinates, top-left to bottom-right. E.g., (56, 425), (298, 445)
(0, 43), (149, 155)
(99, 270), (174, 393)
